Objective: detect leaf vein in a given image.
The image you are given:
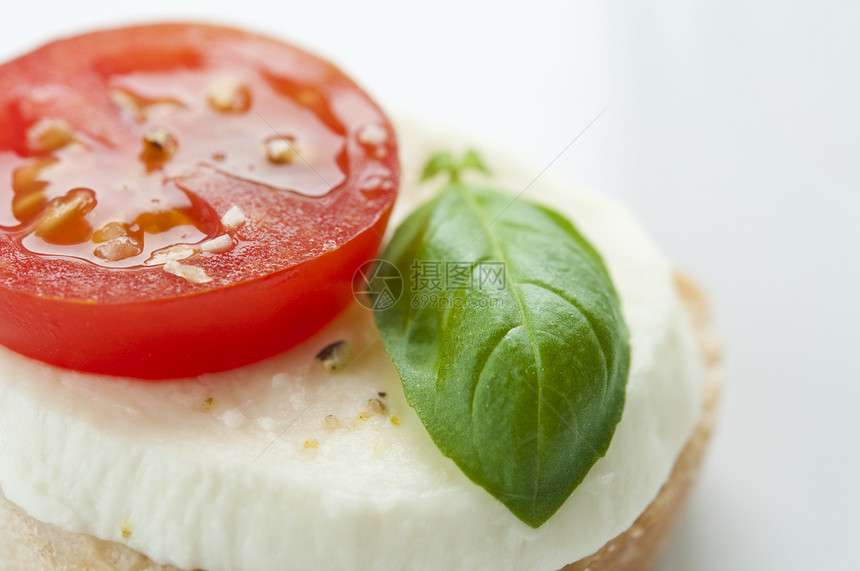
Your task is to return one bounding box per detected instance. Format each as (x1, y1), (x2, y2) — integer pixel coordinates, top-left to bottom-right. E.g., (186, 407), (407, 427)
(518, 279), (612, 400)
(457, 186), (546, 509)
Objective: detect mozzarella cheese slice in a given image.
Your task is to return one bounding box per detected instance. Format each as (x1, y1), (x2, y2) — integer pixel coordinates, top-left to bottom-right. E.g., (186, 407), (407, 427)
(0, 117), (704, 571)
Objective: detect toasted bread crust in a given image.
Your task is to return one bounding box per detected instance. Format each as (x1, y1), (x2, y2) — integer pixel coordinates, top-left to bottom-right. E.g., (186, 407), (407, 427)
(0, 273), (720, 571)
(562, 273), (721, 571)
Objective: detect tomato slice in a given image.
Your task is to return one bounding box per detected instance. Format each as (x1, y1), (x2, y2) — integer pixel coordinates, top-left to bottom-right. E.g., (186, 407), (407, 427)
(0, 24), (399, 379)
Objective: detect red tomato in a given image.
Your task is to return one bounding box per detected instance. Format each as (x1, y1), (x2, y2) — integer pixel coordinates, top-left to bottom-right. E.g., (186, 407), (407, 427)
(0, 24), (399, 379)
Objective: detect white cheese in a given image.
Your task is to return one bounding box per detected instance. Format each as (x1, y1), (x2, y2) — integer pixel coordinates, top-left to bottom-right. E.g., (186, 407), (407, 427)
(207, 77), (250, 113)
(162, 260), (212, 284)
(146, 244), (196, 266)
(221, 205), (246, 230)
(0, 117), (704, 571)
(199, 235), (234, 254)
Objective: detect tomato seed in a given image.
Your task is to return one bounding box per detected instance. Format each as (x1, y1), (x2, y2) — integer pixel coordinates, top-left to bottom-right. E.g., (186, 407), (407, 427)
(135, 208), (194, 234)
(12, 190), (47, 222)
(93, 221), (131, 243)
(12, 159), (57, 193)
(141, 127), (178, 162)
(93, 236), (143, 262)
(26, 118), (74, 154)
(34, 187), (96, 242)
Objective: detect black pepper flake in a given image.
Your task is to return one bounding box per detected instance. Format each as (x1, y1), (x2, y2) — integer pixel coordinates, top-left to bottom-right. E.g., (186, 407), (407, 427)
(315, 340), (353, 372)
(378, 392), (386, 398)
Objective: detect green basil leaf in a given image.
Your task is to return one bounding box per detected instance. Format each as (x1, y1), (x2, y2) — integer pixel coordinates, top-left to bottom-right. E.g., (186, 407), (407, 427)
(420, 148), (491, 183)
(460, 148), (490, 175)
(420, 151), (457, 181)
(374, 182), (630, 528)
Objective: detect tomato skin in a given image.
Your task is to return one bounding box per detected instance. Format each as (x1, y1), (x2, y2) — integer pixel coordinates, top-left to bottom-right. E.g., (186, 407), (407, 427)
(0, 215), (389, 378)
(0, 24), (399, 379)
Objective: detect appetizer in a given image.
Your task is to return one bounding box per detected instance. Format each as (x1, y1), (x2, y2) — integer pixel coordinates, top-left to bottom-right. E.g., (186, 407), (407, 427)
(0, 23), (718, 571)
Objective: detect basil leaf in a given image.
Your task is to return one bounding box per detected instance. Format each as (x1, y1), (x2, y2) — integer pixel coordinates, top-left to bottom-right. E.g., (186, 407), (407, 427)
(459, 149), (490, 175)
(421, 149), (491, 183)
(420, 151), (457, 181)
(374, 183), (630, 528)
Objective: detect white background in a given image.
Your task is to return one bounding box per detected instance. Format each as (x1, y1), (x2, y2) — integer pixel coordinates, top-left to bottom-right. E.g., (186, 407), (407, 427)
(1, 1), (858, 569)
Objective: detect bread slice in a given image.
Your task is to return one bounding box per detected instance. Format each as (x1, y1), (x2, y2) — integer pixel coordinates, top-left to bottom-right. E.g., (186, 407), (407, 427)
(562, 273), (721, 570)
(0, 272), (720, 571)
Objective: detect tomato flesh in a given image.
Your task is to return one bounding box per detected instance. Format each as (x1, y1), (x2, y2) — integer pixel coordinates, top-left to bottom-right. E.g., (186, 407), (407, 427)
(0, 24), (398, 378)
